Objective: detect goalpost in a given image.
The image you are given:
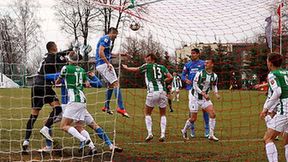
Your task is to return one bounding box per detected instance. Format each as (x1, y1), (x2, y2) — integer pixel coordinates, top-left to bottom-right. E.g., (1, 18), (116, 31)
(0, 0), (286, 161)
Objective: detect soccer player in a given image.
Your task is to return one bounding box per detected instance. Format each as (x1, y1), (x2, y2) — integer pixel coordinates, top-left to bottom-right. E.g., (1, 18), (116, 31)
(181, 48), (210, 138)
(122, 54), (173, 142)
(95, 27), (129, 118)
(56, 53), (123, 153)
(260, 53), (288, 162)
(22, 42), (66, 153)
(171, 72), (182, 101)
(39, 52), (122, 154)
(181, 58), (220, 141)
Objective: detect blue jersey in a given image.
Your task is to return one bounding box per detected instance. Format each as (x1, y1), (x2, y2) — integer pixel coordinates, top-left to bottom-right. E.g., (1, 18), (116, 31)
(181, 59), (205, 90)
(95, 35), (112, 67)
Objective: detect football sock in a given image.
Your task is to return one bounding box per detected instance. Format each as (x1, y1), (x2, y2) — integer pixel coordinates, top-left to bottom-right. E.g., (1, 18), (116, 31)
(114, 88), (124, 110)
(160, 116), (166, 137)
(209, 118), (216, 136)
(24, 114), (38, 140)
(168, 98), (172, 110)
(265, 142), (278, 162)
(184, 119), (192, 132)
(45, 128), (53, 148)
(95, 127), (112, 146)
(81, 130), (95, 149)
(145, 115), (152, 135)
(104, 89), (113, 109)
(67, 127), (86, 142)
(203, 111), (209, 133)
(45, 106), (62, 128)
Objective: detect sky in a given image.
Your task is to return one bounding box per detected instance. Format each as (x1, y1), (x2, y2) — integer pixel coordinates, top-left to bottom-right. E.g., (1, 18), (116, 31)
(0, 0), (281, 56)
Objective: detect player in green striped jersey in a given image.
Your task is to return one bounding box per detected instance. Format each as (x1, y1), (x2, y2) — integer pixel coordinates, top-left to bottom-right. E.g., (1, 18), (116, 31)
(122, 54), (173, 142)
(181, 58), (220, 141)
(260, 53), (288, 162)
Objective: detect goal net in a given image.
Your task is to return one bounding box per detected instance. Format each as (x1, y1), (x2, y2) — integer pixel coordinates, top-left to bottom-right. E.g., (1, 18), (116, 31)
(0, 0), (287, 161)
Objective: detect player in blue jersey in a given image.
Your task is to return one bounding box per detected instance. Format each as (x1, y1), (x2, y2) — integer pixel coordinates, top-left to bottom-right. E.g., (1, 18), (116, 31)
(95, 27), (129, 118)
(181, 48), (210, 138)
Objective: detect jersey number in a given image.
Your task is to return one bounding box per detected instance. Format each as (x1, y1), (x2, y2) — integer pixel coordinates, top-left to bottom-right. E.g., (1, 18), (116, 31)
(153, 66), (162, 79)
(75, 72), (83, 86)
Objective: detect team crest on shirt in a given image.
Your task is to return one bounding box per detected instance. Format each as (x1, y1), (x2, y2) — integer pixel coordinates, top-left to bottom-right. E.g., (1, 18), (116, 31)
(270, 79), (275, 85)
(104, 38), (109, 43)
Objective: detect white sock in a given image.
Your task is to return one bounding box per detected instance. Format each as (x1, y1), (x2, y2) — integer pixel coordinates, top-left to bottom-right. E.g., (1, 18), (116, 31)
(81, 130), (95, 149)
(145, 115), (152, 135)
(176, 94), (179, 100)
(160, 116), (166, 137)
(183, 119), (192, 132)
(265, 142), (278, 162)
(285, 144), (288, 162)
(67, 127), (86, 142)
(209, 118), (216, 136)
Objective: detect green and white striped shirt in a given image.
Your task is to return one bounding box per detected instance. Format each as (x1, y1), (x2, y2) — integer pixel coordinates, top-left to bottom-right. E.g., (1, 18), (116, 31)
(192, 70), (218, 100)
(59, 65), (87, 103)
(139, 63), (169, 93)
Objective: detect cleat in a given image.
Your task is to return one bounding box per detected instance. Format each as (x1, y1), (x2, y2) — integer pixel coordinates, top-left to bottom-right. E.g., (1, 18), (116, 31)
(40, 126), (53, 142)
(275, 136), (279, 141)
(159, 136), (165, 142)
(190, 133), (195, 138)
(88, 147), (98, 155)
(37, 146), (52, 153)
(116, 108), (130, 118)
(181, 129), (188, 140)
(208, 135), (219, 142)
(102, 107), (114, 115)
(177, 99), (179, 102)
(205, 129), (210, 138)
(22, 140), (29, 154)
(170, 109), (174, 112)
(79, 139), (91, 152)
(110, 145), (123, 153)
(145, 134), (154, 142)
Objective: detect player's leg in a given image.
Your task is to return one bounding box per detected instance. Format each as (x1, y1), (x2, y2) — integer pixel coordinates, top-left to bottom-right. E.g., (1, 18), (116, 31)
(263, 128), (280, 162)
(176, 89), (180, 101)
(112, 81), (129, 118)
(283, 132), (288, 161)
(96, 63), (114, 114)
(167, 93), (173, 112)
(204, 104), (218, 141)
(159, 91), (167, 142)
(145, 105), (154, 142)
(83, 109), (123, 152)
(75, 123), (97, 155)
(22, 86), (43, 153)
(202, 109), (210, 138)
(188, 92), (196, 137)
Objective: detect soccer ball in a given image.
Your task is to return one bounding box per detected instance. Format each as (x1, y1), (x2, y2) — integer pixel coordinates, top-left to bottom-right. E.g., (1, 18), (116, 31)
(130, 22), (140, 31)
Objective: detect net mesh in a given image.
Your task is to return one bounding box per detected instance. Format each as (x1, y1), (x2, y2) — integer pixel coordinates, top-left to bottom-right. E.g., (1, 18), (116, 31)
(0, 0), (287, 161)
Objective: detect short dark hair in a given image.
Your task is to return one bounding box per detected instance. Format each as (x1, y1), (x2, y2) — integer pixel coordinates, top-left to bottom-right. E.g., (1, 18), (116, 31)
(268, 53), (282, 67)
(46, 41), (55, 52)
(108, 27), (118, 34)
(146, 54), (156, 61)
(206, 58), (215, 64)
(191, 48), (200, 54)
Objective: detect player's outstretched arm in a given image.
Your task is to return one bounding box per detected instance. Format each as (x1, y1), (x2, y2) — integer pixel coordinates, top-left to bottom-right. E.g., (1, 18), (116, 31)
(122, 64), (140, 72)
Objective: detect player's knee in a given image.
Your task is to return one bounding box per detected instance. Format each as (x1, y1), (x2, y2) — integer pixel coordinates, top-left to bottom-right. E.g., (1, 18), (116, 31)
(210, 112), (216, 118)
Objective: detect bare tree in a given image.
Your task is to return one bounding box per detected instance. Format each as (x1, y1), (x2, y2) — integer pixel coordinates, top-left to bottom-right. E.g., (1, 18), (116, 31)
(12, 0), (42, 74)
(0, 14), (22, 76)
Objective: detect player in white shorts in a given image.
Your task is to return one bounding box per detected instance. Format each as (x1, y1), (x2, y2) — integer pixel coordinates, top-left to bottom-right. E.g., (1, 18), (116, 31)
(181, 58), (220, 141)
(260, 53), (288, 162)
(171, 72), (182, 101)
(122, 54), (172, 142)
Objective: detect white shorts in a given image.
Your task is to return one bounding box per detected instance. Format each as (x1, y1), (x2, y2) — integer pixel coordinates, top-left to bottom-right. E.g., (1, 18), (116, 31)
(61, 104), (94, 124)
(96, 63), (118, 84)
(63, 102), (87, 121)
(267, 114), (288, 133)
(171, 87), (180, 92)
(189, 95), (213, 113)
(146, 91), (167, 108)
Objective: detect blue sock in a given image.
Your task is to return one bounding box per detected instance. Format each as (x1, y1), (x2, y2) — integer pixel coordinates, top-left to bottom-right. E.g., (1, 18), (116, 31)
(95, 128), (112, 146)
(203, 111), (210, 134)
(114, 88), (124, 110)
(45, 129), (52, 148)
(105, 89), (113, 108)
(190, 122), (195, 134)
